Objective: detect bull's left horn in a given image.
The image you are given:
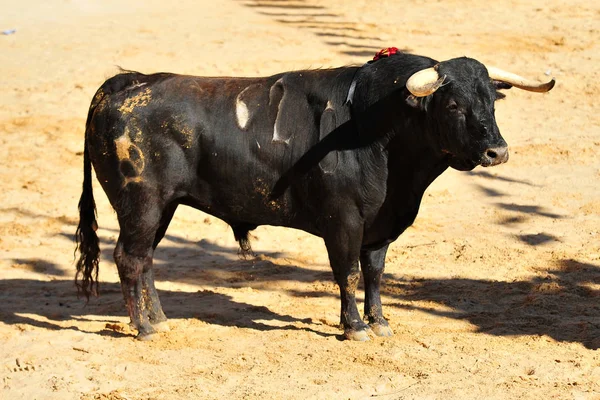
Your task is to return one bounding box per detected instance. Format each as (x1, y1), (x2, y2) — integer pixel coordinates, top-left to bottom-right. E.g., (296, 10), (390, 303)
(487, 66), (555, 93)
(406, 67), (446, 97)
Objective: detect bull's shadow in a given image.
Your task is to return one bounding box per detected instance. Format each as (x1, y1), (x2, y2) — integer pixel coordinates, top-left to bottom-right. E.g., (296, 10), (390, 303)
(385, 258), (600, 349)
(4, 210), (597, 348)
(286, 258), (600, 349)
(3, 213), (335, 338)
(0, 278), (329, 339)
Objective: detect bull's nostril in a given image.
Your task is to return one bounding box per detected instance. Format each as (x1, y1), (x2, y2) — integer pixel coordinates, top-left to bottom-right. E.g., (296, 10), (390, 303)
(486, 150), (498, 159)
(482, 147), (508, 167)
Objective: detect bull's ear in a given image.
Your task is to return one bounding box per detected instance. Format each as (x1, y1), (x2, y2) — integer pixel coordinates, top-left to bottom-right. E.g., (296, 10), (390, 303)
(406, 94), (430, 111)
(493, 80), (512, 90)
(406, 94), (420, 108)
(493, 80), (511, 101)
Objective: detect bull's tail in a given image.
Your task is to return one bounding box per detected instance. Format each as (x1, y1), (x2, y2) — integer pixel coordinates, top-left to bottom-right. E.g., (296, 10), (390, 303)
(232, 223), (256, 259)
(75, 100), (101, 300)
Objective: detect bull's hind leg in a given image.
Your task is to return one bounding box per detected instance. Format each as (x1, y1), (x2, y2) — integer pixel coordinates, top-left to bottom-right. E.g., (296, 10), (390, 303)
(114, 240), (157, 340)
(113, 191), (171, 340)
(144, 203), (179, 332)
(360, 245), (393, 337)
(141, 269), (169, 332)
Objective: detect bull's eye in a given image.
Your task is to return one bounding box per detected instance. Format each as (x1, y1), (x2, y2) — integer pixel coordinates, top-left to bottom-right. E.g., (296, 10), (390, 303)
(447, 101), (459, 112)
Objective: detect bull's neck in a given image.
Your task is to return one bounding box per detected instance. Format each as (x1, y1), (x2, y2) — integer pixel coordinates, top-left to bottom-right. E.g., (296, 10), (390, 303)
(358, 115), (449, 247)
(372, 96), (450, 212)
(388, 129), (449, 187)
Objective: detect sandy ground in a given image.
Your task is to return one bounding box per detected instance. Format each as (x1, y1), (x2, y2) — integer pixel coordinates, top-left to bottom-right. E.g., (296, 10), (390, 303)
(1, 0), (599, 398)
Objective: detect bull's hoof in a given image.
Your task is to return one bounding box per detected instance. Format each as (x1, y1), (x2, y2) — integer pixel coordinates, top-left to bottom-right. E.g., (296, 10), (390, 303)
(136, 332), (159, 341)
(369, 323), (393, 337)
(135, 331), (159, 341)
(344, 328), (371, 341)
(151, 321), (170, 332)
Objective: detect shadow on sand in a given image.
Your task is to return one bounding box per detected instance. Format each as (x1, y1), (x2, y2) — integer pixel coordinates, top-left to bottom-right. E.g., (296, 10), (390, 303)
(2, 215), (598, 348)
(238, 0), (399, 59)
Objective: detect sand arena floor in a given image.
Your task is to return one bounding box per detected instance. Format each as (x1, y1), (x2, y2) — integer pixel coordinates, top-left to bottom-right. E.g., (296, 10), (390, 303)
(1, 0), (599, 398)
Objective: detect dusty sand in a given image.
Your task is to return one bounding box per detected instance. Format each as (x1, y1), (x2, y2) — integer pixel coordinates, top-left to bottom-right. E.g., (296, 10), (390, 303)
(1, 0), (599, 399)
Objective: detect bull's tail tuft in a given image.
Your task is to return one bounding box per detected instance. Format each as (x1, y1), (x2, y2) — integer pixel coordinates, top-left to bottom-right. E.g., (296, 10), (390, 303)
(75, 101), (102, 300)
(232, 224), (256, 259)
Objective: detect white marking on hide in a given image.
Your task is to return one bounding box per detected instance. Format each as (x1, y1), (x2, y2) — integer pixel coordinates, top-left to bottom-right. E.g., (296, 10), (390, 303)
(235, 88), (251, 130)
(325, 100), (334, 111)
(272, 123), (290, 144)
(345, 80), (357, 105)
(256, 139), (261, 150)
(270, 79), (291, 144)
(126, 82), (147, 91)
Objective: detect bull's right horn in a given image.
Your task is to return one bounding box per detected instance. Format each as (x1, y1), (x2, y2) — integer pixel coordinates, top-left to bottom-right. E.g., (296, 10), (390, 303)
(406, 66), (447, 97)
(487, 66), (555, 93)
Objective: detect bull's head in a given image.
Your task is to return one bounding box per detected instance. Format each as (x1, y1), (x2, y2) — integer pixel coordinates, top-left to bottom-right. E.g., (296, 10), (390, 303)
(405, 57), (554, 171)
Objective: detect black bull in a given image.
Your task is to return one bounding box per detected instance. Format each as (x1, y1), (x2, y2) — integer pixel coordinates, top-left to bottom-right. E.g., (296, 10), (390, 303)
(76, 52), (554, 340)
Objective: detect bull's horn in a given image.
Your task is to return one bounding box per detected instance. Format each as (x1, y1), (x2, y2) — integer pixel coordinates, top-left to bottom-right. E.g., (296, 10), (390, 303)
(406, 67), (446, 97)
(487, 66), (555, 93)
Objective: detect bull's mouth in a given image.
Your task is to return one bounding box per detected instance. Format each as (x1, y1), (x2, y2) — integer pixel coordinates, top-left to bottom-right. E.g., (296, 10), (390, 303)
(450, 157), (478, 171)
(444, 147), (509, 170)
(445, 153), (479, 171)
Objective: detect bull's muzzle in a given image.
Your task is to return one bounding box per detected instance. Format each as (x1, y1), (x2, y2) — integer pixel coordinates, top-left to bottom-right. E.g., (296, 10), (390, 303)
(481, 146), (509, 167)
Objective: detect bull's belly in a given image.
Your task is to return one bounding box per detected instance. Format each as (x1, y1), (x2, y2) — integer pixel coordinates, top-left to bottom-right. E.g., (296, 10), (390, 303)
(184, 175), (320, 234)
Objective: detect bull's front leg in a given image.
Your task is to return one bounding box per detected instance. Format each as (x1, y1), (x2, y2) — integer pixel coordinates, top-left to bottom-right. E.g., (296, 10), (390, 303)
(324, 223), (371, 341)
(360, 245), (393, 337)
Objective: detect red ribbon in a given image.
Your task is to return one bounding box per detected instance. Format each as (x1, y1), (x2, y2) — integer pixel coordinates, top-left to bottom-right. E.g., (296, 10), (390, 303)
(373, 47), (399, 61)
